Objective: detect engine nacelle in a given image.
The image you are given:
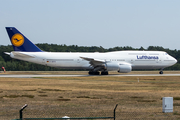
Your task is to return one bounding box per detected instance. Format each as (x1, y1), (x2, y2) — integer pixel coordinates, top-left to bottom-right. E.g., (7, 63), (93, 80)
(105, 63), (120, 71)
(105, 62), (132, 73)
(118, 64), (132, 73)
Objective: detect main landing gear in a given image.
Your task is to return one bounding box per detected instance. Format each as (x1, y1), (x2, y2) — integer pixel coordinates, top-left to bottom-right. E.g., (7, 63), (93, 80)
(101, 71), (108, 75)
(88, 71), (100, 75)
(88, 71), (108, 75)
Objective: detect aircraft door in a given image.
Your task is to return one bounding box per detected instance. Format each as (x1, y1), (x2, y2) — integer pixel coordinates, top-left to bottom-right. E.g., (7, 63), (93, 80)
(131, 59), (134, 64)
(42, 58), (46, 63)
(77, 59), (80, 63)
(158, 59), (162, 63)
(157, 57), (162, 63)
(42, 58), (47, 66)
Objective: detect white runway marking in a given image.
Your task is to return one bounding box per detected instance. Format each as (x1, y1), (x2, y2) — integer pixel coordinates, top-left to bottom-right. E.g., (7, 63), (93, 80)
(0, 74), (180, 78)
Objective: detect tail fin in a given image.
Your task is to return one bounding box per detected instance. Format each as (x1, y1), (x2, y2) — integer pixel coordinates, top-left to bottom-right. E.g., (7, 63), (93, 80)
(6, 27), (42, 52)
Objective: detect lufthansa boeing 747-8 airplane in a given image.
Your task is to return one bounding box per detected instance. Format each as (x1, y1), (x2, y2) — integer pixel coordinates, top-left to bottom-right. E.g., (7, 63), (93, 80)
(5, 27), (177, 75)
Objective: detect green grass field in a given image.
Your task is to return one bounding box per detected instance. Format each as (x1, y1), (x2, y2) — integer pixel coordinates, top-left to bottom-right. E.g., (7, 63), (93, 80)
(0, 71), (180, 119)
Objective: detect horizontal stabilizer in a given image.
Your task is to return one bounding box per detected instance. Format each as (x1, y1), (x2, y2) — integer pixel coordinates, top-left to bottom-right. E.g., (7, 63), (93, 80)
(11, 52), (35, 58)
(4, 52), (10, 55)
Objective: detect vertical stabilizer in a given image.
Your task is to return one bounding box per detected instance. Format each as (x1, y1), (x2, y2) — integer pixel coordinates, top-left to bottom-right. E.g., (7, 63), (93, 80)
(6, 27), (42, 52)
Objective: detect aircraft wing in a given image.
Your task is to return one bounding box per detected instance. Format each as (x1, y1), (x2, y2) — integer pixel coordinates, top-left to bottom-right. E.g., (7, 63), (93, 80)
(80, 56), (105, 67)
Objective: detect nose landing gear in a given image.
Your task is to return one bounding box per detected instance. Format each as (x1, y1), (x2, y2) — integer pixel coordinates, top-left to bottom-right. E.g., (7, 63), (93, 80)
(159, 71), (163, 74)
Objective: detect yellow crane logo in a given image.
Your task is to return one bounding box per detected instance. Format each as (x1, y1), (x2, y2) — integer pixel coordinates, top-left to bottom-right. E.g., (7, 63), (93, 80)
(11, 34), (24, 47)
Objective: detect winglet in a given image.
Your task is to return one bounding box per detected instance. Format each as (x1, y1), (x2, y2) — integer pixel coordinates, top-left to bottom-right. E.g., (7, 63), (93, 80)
(6, 27), (42, 52)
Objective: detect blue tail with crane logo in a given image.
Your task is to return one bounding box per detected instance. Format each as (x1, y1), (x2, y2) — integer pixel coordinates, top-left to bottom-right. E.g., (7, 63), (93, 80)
(6, 27), (42, 52)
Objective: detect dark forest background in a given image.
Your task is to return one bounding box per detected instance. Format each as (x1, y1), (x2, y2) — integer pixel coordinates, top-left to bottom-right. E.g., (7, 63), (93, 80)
(0, 44), (179, 71)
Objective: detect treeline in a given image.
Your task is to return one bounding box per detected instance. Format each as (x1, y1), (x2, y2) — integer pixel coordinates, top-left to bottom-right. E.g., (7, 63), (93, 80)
(0, 44), (179, 71)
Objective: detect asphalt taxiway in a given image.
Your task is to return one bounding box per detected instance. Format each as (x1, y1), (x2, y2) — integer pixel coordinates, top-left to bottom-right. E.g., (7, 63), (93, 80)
(0, 74), (180, 78)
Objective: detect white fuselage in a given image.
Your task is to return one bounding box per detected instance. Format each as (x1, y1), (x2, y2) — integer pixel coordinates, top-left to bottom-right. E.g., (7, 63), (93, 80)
(9, 51), (177, 71)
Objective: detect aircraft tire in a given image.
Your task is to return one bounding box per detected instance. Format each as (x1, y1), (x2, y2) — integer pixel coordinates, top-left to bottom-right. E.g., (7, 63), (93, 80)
(101, 71), (108, 75)
(159, 71), (163, 74)
(89, 71), (100, 75)
(88, 71), (92, 75)
(95, 71), (100, 75)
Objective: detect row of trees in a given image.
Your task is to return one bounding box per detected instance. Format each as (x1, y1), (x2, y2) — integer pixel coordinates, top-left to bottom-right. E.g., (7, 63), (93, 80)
(0, 44), (179, 71)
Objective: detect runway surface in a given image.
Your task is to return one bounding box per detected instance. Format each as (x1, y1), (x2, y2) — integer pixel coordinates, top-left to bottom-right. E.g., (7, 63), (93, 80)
(0, 74), (180, 78)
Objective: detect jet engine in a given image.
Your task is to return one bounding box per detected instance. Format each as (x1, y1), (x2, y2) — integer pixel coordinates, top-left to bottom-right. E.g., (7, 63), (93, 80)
(105, 62), (132, 73)
(117, 64), (132, 73)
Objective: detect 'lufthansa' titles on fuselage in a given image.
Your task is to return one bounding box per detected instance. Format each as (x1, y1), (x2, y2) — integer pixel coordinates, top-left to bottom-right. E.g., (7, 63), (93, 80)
(137, 55), (159, 59)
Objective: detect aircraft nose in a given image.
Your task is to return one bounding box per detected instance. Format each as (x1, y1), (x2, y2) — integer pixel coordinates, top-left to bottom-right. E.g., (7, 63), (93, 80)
(171, 57), (177, 65)
(174, 58), (177, 64)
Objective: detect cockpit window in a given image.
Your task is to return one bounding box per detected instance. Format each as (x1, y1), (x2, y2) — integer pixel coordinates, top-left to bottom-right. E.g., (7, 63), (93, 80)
(165, 53), (168, 55)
